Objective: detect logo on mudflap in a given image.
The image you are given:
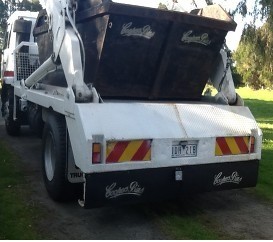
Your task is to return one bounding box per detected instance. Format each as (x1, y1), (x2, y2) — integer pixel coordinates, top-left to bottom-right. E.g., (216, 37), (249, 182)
(181, 30), (211, 46)
(121, 22), (155, 39)
(213, 171), (243, 186)
(105, 181), (145, 199)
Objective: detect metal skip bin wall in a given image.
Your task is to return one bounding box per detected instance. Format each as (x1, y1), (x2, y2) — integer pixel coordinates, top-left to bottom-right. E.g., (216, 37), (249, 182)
(76, 1), (236, 101)
(35, 0), (237, 101)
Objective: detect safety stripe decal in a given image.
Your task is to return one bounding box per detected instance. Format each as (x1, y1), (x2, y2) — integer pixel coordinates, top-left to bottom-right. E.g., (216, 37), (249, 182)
(235, 136), (249, 154)
(106, 141), (130, 162)
(131, 140), (151, 161)
(216, 137), (232, 155)
(106, 140), (152, 163)
(215, 136), (253, 156)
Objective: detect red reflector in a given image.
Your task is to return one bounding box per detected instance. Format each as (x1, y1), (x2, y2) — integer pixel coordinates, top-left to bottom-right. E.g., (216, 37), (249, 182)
(4, 71), (14, 77)
(106, 140), (152, 163)
(215, 136), (255, 156)
(250, 136), (255, 153)
(92, 143), (101, 164)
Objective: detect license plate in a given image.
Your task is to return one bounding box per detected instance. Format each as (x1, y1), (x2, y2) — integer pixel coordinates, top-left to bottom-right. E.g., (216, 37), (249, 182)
(172, 144), (197, 158)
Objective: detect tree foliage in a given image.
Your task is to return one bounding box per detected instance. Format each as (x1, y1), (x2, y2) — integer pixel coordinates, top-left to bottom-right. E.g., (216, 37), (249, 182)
(234, 22), (273, 89)
(228, 0), (273, 90)
(205, 0), (273, 89)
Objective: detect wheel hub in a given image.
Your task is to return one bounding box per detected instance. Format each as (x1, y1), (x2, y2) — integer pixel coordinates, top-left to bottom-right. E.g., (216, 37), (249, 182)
(44, 133), (56, 181)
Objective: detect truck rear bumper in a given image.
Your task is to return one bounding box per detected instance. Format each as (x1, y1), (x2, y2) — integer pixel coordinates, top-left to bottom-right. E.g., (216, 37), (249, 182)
(82, 160), (259, 208)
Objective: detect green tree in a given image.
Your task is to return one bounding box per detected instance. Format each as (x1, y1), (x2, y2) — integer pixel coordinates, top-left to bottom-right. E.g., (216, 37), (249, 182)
(0, 1), (8, 49)
(17, 0), (42, 11)
(234, 22), (273, 89)
(214, 0), (273, 90)
(231, 64), (243, 88)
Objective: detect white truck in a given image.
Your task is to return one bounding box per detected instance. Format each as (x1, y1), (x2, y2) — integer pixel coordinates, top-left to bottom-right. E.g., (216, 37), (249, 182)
(1, 0), (262, 208)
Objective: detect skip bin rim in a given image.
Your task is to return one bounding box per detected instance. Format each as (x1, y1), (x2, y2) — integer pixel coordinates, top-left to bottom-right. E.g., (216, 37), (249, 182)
(76, 1), (237, 32)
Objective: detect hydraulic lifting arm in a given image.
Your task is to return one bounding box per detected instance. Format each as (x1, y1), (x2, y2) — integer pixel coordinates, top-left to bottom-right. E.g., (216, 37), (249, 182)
(210, 44), (239, 105)
(24, 0), (92, 102)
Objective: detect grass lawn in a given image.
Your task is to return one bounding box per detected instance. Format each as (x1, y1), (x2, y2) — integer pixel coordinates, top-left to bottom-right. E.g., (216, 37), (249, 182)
(237, 87), (273, 202)
(0, 141), (41, 239)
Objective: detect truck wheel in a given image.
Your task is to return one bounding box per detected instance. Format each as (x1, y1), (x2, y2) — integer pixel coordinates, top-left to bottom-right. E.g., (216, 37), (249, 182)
(5, 118), (21, 136)
(42, 112), (78, 202)
(5, 87), (21, 136)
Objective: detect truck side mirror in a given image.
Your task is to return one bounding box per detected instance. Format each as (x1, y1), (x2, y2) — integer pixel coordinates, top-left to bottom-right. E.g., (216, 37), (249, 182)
(13, 19), (32, 34)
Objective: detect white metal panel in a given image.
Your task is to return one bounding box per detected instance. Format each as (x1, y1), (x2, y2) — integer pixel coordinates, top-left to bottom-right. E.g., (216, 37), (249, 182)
(66, 102), (262, 173)
(14, 86), (66, 115)
(77, 103), (188, 140)
(75, 103), (260, 139)
(176, 104), (260, 137)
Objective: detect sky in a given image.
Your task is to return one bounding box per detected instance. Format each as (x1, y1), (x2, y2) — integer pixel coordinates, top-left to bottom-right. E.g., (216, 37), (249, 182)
(212, 0), (263, 51)
(40, 0), (263, 51)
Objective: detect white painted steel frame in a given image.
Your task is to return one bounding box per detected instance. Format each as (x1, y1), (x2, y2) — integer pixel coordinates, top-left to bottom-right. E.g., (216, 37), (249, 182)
(65, 102), (262, 174)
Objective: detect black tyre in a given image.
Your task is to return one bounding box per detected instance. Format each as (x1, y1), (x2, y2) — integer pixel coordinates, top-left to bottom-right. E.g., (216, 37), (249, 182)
(42, 112), (79, 202)
(28, 103), (44, 138)
(5, 117), (21, 136)
(5, 86), (21, 136)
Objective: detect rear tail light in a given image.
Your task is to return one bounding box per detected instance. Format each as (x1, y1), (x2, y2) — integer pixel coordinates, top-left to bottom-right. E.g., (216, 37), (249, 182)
(92, 143), (102, 164)
(250, 136), (255, 153)
(4, 71), (14, 77)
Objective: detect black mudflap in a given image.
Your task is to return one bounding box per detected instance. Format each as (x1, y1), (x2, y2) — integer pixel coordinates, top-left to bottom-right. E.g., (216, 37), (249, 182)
(83, 160), (259, 208)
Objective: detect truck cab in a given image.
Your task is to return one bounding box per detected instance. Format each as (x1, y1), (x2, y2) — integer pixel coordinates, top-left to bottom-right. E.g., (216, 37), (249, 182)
(1, 11), (38, 114)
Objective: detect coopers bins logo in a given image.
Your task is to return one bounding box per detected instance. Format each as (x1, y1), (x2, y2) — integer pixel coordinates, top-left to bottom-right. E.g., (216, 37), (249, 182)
(213, 171), (243, 186)
(121, 22), (155, 39)
(105, 181), (145, 199)
(181, 30), (211, 46)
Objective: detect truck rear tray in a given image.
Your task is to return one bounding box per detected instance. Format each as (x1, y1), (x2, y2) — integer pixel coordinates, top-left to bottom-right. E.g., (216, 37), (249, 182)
(34, 1), (236, 101)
